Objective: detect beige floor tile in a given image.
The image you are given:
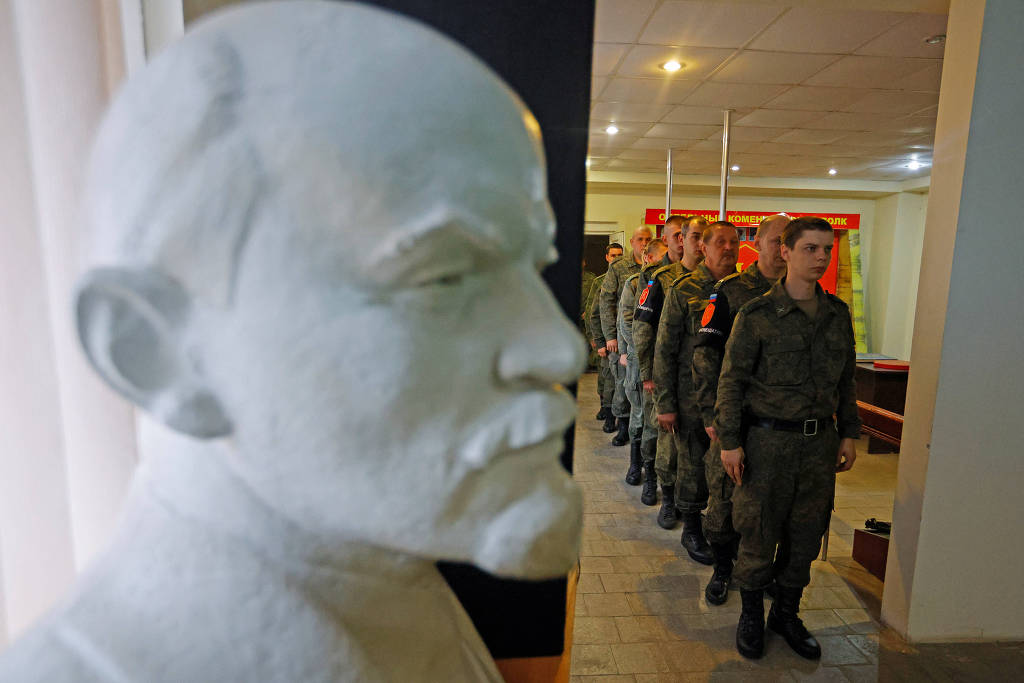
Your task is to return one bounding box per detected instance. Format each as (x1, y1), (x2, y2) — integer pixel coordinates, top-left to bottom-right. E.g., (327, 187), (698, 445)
(614, 615), (675, 643)
(575, 616), (622, 645)
(571, 675), (637, 683)
(571, 644), (619, 676)
(662, 640), (717, 672)
(833, 608), (878, 634)
(586, 593), (634, 617)
(610, 642), (672, 674)
(601, 573), (643, 593)
(578, 573), (606, 594)
(581, 556), (616, 573)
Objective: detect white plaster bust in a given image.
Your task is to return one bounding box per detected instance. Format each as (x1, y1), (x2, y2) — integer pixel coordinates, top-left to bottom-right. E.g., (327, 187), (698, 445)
(0, 2), (585, 681)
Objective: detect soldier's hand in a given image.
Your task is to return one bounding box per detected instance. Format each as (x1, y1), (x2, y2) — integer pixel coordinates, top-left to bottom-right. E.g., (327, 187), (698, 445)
(836, 438), (857, 472)
(589, 339), (597, 350)
(606, 339), (619, 354)
(597, 347), (608, 358)
(705, 425), (718, 441)
(657, 412), (677, 433)
(721, 447), (745, 486)
(618, 354), (627, 367)
(643, 380), (655, 394)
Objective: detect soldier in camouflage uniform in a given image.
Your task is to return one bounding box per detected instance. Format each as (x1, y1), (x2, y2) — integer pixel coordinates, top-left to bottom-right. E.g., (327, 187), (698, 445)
(693, 214), (788, 606)
(619, 240), (668, 479)
(653, 222), (739, 565)
(633, 215), (703, 515)
(599, 227), (651, 443)
(716, 217), (860, 661)
(587, 243), (623, 423)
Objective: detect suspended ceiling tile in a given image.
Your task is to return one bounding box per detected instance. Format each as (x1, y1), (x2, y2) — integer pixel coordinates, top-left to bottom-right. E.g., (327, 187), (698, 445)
(889, 61), (944, 92)
(599, 77), (701, 104)
(844, 90), (939, 114)
(639, 1), (785, 48)
(608, 158), (671, 171)
(875, 116), (936, 135)
(592, 101), (675, 122)
(594, 0), (658, 43)
(684, 81), (789, 108)
(803, 111), (898, 131)
(707, 126), (788, 142)
(747, 7), (907, 53)
(734, 108), (823, 128)
(617, 147), (678, 160)
(588, 134), (640, 152)
(805, 55), (937, 88)
(592, 77), (609, 99)
(687, 139), (762, 153)
(711, 51), (840, 85)
(662, 105), (750, 125)
(837, 131), (915, 147)
(646, 122), (721, 139)
(761, 86), (874, 111)
(616, 45), (735, 79)
(773, 128), (852, 145)
(593, 43), (630, 76)
(855, 13), (948, 58)
(629, 136), (697, 150)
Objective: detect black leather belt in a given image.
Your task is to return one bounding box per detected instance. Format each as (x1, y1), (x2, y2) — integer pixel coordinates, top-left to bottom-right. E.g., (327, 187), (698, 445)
(749, 415), (834, 437)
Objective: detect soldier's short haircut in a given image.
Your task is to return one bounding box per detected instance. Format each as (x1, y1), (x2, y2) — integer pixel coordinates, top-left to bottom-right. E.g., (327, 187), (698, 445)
(783, 216), (833, 248)
(644, 239), (667, 257)
(701, 221), (737, 244)
(665, 214), (686, 227)
(606, 242), (624, 254)
(686, 216), (709, 232)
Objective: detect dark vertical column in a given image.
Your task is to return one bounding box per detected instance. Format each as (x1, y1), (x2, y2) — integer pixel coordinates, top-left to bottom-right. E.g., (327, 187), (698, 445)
(347, 0), (594, 660)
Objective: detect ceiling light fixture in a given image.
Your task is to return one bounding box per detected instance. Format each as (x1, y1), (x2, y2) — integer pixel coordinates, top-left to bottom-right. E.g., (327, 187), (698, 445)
(730, 165), (740, 171)
(585, 158), (591, 168)
(828, 168), (838, 175)
(662, 60), (682, 72)
(605, 124), (619, 135)
(906, 161), (923, 170)
(923, 34), (946, 45)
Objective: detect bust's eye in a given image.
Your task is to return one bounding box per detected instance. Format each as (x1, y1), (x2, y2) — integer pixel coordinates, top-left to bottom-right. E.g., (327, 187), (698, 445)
(435, 274), (464, 287)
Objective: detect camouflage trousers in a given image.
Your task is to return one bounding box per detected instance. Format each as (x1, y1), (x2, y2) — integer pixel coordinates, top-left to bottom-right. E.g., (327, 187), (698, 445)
(624, 356), (643, 440)
(599, 355), (614, 408)
(732, 425), (837, 591)
(654, 422), (709, 513)
(610, 353), (630, 419)
(703, 440), (736, 546)
(639, 390), (658, 465)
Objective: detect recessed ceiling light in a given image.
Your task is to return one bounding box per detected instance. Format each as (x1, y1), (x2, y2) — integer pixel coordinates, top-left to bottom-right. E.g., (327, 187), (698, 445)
(730, 165), (740, 171)
(923, 34), (946, 45)
(662, 60), (682, 72)
(585, 158), (591, 168)
(828, 168), (838, 175)
(906, 161), (923, 170)
(605, 124), (619, 135)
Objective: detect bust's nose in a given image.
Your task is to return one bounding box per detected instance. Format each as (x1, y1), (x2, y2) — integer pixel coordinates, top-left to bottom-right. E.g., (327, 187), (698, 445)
(495, 268), (587, 388)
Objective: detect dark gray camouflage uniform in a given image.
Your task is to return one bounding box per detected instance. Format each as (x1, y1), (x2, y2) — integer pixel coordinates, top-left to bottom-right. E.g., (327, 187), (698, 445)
(691, 261), (774, 545)
(652, 263), (719, 512)
(715, 279), (861, 590)
(618, 274), (643, 439)
(600, 255), (643, 419)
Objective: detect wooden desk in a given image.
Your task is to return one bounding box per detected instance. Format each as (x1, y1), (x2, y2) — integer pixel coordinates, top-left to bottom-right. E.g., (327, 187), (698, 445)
(855, 363), (908, 453)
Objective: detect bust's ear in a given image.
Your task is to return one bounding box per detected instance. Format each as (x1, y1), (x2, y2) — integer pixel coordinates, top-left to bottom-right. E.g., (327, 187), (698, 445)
(75, 267), (233, 438)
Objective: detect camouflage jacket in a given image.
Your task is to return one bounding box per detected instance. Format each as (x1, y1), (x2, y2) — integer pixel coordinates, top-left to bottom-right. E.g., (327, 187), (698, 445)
(585, 274), (606, 346)
(652, 263), (718, 419)
(633, 256), (690, 382)
(599, 255), (642, 343)
(692, 261), (775, 429)
(714, 278), (862, 451)
(580, 270), (597, 323)
(618, 273), (641, 362)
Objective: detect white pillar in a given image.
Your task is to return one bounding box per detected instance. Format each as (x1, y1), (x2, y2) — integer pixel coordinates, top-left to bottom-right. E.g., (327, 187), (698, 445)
(0, 0), (140, 641)
(884, 0), (1024, 641)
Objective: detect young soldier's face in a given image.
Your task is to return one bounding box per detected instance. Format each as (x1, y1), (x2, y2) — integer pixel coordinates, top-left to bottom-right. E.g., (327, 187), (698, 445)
(630, 229), (652, 261)
(683, 223), (703, 260)
(782, 229), (834, 283)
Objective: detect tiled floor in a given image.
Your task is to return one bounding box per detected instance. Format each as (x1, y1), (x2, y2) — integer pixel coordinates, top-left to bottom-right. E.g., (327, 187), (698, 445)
(570, 373), (1023, 682)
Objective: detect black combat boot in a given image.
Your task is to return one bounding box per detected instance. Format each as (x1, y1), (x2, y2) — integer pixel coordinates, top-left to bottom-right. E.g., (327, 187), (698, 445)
(596, 406), (609, 421)
(624, 440), (642, 485)
(767, 585), (821, 660)
(611, 418), (630, 446)
(602, 413), (617, 433)
(704, 542), (734, 605)
(640, 463), (658, 506)
(656, 485), (678, 529)
(736, 589), (765, 659)
(680, 512), (714, 565)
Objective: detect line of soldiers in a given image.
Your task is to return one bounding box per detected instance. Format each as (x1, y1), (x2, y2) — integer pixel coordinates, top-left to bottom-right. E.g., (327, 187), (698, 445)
(583, 215), (861, 661)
